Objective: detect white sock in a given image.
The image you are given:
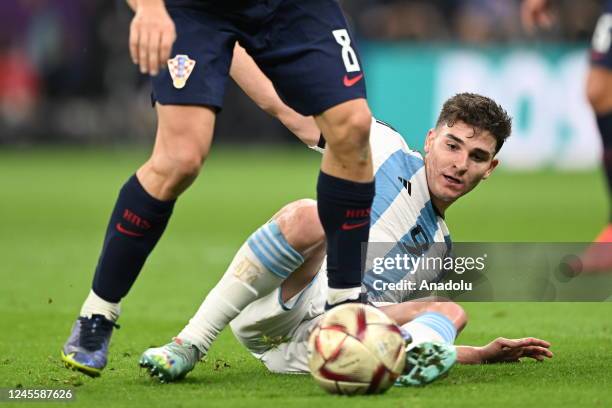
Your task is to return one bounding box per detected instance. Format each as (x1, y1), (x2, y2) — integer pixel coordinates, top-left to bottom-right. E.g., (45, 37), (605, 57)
(80, 290), (121, 321)
(178, 221), (304, 354)
(326, 287), (361, 305)
(401, 312), (457, 350)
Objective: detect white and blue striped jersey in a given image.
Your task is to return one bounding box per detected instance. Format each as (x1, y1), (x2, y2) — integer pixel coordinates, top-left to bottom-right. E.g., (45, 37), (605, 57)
(361, 119), (452, 303)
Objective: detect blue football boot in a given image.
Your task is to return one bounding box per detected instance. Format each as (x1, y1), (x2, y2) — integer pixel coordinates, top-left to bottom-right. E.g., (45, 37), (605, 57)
(61, 314), (119, 377)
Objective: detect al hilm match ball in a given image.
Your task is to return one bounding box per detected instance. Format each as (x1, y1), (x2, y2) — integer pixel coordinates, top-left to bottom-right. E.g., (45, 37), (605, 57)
(307, 303), (406, 395)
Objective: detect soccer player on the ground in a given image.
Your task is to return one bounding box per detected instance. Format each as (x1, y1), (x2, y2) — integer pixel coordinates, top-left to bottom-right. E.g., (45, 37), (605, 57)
(62, 0), (378, 376)
(522, 0), (612, 271)
(138, 53), (552, 383)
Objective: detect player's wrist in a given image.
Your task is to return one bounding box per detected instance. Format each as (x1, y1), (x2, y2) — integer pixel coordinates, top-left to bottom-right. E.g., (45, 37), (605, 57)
(474, 346), (488, 364)
(456, 345), (485, 364)
(133, 0), (166, 11)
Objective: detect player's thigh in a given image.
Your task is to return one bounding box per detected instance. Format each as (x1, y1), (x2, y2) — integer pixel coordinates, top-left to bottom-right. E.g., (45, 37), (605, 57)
(242, 0), (366, 117)
(230, 271), (326, 355)
(280, 251), (325, 303)
(151, 7), (236, 110)
(152, 104), (216, 163)
(260, 316), (323, 374)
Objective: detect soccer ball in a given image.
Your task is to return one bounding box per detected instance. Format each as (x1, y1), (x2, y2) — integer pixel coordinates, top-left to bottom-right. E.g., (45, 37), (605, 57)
(307, 303), (406, 395)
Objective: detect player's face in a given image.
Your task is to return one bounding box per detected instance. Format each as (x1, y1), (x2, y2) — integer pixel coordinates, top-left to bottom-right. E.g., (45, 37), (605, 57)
(424, 121), (499, 210)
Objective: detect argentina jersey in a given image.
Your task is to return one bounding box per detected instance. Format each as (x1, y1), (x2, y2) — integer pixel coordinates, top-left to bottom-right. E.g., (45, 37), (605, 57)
(362, 119), (452, 304)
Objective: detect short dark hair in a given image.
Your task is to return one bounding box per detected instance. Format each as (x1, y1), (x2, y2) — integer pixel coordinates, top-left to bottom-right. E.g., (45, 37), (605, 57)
(435, 93), (512, 154)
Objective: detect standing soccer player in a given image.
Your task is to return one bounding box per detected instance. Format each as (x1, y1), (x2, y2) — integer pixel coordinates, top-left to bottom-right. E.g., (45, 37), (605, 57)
(522, 0), (612, 270)
(61, 0), (375, 377)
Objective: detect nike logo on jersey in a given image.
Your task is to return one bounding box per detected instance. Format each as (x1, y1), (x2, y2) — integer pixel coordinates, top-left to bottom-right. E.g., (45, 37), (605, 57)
(343, 73), (364, 87)
(341, 220), (369, 231)
(116, 223), (144, 237)
(398, 176), (412, 195)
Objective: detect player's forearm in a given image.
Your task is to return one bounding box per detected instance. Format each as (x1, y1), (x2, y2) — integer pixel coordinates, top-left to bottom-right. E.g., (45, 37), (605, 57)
(278, 111), (321, 147)
(230, 45), (284, 117)
(230, 44), (320, 146)
(455, 345), (484, 364)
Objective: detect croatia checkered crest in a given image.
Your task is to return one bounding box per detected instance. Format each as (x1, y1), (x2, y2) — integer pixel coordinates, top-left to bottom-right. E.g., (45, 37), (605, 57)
(168, 54), (196, 89)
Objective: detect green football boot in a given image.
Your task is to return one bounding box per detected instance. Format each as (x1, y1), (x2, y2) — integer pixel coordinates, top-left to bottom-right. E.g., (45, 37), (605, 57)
(139, 338), (202, 383)
(395, 342), (457, 386)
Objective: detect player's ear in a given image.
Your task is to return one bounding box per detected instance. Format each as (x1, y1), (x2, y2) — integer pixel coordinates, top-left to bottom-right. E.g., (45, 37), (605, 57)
(483, 158), (499, 179)
(424, 129), (436, 153)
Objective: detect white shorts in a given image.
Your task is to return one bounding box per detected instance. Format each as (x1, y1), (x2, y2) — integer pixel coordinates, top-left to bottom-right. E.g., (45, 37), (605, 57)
(229, 270), (327, 374)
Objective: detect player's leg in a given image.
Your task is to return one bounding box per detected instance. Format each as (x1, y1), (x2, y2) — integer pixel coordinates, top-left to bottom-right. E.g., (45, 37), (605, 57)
(179, 198), (324, 351)
(380, 298), (467, 344)
(243, 0), (374, 308)
(89, 104), (215, 301)
(61, 6), (236, 376)
(574, 66), (612, 272)
(378, 299), (467, 386)
(231, 265), (328, 375)
(62, 105), (216, 377)
(140, 199), (326, 381)
(243, 298), (467, 379)
(586, 66), (612, 243)
(315, 100), (374, 307)
(575, 8), (612, 273)
(588, 7), (612, 242)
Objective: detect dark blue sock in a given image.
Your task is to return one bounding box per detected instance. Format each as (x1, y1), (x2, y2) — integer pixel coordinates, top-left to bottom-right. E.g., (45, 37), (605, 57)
(317, 171), (375, 289)
(92, 175), (175, 302)
(596, 112), (612, 221)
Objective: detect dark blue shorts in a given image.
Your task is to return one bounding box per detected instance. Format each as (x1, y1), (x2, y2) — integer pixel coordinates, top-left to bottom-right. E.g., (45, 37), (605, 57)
(151, 0), (366, 116)
(590, 0), (612, 69)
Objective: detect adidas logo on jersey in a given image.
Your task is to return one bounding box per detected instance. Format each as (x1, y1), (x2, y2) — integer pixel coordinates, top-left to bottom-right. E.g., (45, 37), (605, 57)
(398, 177), (412, 195)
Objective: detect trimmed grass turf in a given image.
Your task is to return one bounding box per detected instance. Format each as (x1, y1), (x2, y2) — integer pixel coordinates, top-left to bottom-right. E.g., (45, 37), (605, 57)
(0, 147), (610, 407)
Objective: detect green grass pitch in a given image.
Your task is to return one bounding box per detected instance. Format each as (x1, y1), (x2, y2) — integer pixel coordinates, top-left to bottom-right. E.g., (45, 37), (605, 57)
(0, 147), (610, 407)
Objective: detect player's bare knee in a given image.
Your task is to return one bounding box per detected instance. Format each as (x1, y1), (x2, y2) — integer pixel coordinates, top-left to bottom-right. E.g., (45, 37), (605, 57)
(345, 109), (372, 145)
(154, 125), (210, 177)
(150, 147), (204, 183)
(449, 302), (468, 332)
(327, 110), (372, 153)
(171, 149), (205, 180)
(276, 199), (324, 254)
(440, 301), (467, 332)
(427, 300), (467, 331)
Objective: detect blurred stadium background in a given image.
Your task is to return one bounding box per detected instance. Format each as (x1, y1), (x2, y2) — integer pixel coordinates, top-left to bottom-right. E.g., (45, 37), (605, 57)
(0, 0), (605, 171)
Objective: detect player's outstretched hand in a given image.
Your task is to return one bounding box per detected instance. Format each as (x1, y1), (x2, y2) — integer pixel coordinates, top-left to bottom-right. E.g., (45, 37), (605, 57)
(520, 0), (554, 33)
(129, 0), (176, 76)
(479, 337), (553, 363)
